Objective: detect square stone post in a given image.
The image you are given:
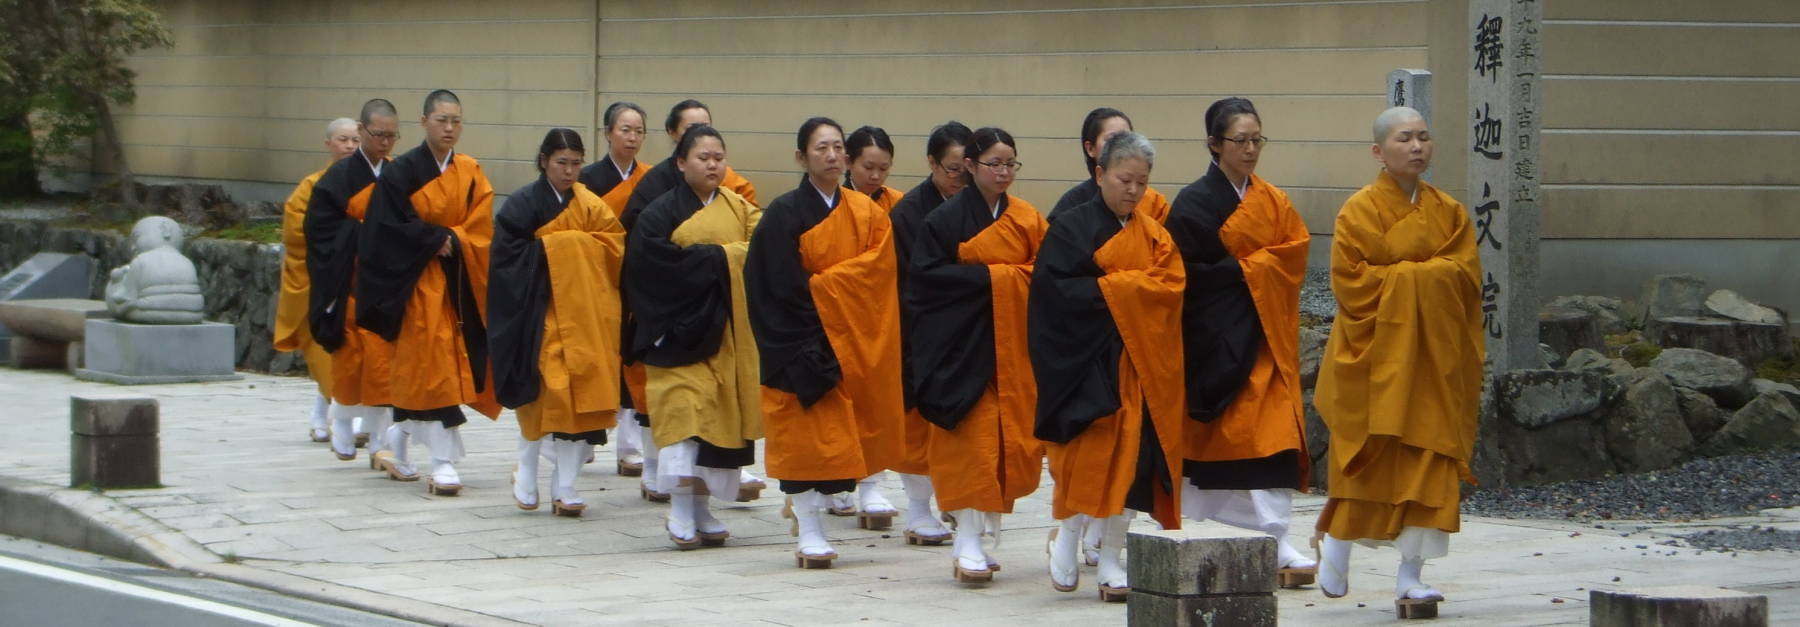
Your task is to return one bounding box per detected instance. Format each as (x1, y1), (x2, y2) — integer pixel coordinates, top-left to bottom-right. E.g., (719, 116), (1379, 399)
(1127, 527), (1277, 626)
(1468, 0), (1543, 370)
(70, 394), (161, 489)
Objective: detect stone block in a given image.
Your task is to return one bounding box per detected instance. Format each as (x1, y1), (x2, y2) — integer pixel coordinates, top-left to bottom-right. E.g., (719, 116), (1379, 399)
(69, 395), (160, 489)
(1493, 369), (1607, 428)
(0, 252), (95, 301)
(1751, 378), (1800, 408)
(1705, 289), (1784, 326)
(1638, 274), (1708, 324)
(76, 319), (241, 384)
(1702, 391), (1800, 457)
(1674, 387), (1729, 441)
(1591, 586), (1767, 627)
(1549, 295), (1628, 335)
(1128, 589), (1276, 627)
(1563, 348), (1611, 373)
(1604, 376), (1693, 472)
(0, 298), (108, 342)
(1539, 306), (1603, 359)
(1650, 348), (1754, 409)
(10, 334), (66, 369)
(1127, 526), (1275, 597)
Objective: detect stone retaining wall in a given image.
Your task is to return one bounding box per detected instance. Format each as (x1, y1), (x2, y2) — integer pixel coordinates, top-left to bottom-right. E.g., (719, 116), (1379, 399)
(0, 219), (296, 375)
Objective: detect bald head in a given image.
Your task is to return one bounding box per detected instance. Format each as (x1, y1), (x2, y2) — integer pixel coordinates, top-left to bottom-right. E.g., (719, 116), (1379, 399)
(422, 89), (460, 117)
(1373, 106), (1426, 144)
(324, 117), (360, 161)
(360, 98), (396, 125)
(326, 117), (357, 138)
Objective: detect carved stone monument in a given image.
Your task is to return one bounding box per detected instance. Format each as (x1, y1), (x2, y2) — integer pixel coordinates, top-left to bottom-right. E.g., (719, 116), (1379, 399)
(0, 252), (95, 362)
(77, 216), (239, 384)
(1468, 0), (1543, 370)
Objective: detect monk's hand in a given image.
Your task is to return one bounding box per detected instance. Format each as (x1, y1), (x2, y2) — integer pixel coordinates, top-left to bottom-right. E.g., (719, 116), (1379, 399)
(437, 237), (453, 257)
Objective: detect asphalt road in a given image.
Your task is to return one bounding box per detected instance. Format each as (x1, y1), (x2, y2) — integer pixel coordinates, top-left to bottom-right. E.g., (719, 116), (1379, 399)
(0, 535), (422, 627)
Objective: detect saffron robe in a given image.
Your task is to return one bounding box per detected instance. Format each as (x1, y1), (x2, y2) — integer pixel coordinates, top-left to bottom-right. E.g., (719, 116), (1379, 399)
(1050, 177), (1173, 225)
(579, 153), (653, 416)
(908, 186), (1047, 513)
(1030, 197), (1186, 529)
(303, 149), (393, 407)
(623, 186), (764, 450)
(1314, 170), (1484, 540)
(488, 178), (625, 440)
(747, 181), (904, 482)
(864, 184), (903, 212)
(276, 167), (333, 398)
(356, 142), (500, 419)
(1169, 165), (1311, 490)
(625, 157), (758, 228)
(886, 177), (951, 475)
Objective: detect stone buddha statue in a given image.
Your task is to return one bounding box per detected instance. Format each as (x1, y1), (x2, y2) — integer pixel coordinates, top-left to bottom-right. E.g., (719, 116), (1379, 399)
(105, 216), (205, 324)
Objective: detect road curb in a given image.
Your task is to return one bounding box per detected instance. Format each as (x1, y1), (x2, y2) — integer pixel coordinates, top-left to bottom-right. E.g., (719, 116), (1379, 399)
(0, 475), (525, 626)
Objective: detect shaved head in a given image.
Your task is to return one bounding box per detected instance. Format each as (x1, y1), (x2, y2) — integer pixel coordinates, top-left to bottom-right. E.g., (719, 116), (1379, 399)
(1373, 106), (1426, 144)
(359, 98), (396, 125)
(422, 89), (460, 116)
(325, 117), (357, 138)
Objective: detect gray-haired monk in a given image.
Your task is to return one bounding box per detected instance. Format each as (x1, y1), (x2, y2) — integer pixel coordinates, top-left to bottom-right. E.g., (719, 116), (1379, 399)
(277, 117), (363, 443)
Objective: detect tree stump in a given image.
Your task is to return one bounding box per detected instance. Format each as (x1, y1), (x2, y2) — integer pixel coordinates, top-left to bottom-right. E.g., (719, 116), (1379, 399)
(1649, 316), (1794, 366)
(1591, 586), (1767, 626)
(1539, 307), (1602, 359)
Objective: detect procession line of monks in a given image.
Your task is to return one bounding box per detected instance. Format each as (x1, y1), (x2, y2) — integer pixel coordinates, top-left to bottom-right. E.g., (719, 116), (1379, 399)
(273, 92), (1483, 606)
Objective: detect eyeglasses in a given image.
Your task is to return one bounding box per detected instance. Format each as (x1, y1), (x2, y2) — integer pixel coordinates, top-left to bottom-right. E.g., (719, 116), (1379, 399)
(935, 160), (964, 176)
(1221, 136), (1269, 148)
(365, 130), (399, 140)
(976, 160), (1024, 172)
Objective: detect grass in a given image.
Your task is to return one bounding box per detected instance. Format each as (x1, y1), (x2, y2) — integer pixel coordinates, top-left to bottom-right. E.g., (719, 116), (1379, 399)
(202, 221), (281, 244)
(1756, 342), (1800, 385)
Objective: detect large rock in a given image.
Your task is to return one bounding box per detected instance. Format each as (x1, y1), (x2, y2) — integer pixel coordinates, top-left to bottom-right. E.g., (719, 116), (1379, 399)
(1650, 348), (1755, 409)
(1550, 295), (1629, 335)
(1637, 274), (1708, 324)
(1485, 409), (1613, 486)
(1493, 369), (1608, 428)
(1604, 376), (1694, 473)
(1702, 392), (1800, 456)
(1648, 316), (1794, 367)
(1563, 347), (1611, 373)
(1303, 391), (1329, 490)
(1539, 306), (1603, 359)
(1705, 289), (1785, 325)
(1750, 378), (1800, 408)
(1298, 327), (1326, 388)
(1674, 387), (1730, 441)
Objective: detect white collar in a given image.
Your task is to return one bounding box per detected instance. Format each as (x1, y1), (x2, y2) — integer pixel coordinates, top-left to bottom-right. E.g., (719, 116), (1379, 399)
(435, 149), (454, 173)
(990, 197), (1003, 219)
(612, 155), (633, 180)
(359, 149), (382, 176)
(1215, 160), (1249, 199)
(1411, 187), (1420, 205)
(810, 179), (837, 208)
(700, 189), (717, 206)
(550, 184), (565, 204)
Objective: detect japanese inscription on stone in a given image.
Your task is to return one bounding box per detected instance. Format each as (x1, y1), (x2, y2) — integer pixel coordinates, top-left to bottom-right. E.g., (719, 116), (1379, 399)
(1468, 0), (1542, 370)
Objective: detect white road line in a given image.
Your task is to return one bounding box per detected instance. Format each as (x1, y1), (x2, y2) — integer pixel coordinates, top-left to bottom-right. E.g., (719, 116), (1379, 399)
(0, 554), (314, 627)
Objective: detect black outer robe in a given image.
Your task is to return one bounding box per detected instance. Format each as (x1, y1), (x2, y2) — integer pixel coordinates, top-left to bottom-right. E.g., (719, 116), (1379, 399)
(905, 185), (1010, 430)
(577, 154), (630, 198)
(486, 177), (571, 409)
(1047, 177), (1100, 222)
(887, 177), (947, 411)
(302, 148), (378, 352)
(1028, 195), (1174, 512)
(744, 177), (843, 409)
(1166, 162), (1262, 422)
(622, 156), (681, 232)
(621, 186), (730, 369)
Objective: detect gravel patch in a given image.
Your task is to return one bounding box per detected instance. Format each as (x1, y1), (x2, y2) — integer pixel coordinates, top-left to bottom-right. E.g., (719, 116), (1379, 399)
(1682, 526), (1800, 553)
(1300, 267), (1336, 322)
(1463, 449), (1800, 523)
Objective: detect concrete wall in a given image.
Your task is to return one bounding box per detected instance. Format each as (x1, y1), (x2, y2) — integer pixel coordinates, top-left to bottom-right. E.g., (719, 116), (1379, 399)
(104, 0), (1797, 316)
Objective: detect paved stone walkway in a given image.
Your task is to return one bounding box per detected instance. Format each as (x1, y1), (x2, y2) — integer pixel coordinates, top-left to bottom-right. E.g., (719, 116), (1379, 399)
(2, 368), (1795, 625)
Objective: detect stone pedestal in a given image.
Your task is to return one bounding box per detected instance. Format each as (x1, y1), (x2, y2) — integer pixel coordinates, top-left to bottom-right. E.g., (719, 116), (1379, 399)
(1591, 586), (1767, 627)
(70, 394), (160, 489)
(76, 319), (241, 384)
(1127, 526), (1277, 626)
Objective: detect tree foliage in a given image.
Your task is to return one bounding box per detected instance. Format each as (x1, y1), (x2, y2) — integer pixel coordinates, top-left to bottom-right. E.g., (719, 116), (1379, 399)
(0, 0), (172, 200)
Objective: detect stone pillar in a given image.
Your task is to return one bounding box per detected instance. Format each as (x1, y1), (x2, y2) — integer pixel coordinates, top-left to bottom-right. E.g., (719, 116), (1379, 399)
(1127, 527), (1276, 626)
(1387, 68), (1434, 182)
(70, 394), (160, 489)
(1468, 0), (1543, 370)
(1591, 586), (1767, 627)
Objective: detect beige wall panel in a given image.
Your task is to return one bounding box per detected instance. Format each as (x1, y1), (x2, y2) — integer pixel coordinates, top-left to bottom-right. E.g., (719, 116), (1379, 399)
(153, 0), (259, 26)
(261, 56), (589, 92)
(261, 0), (591, 23)
(263, 20), (593, 57)
(597, 92), (1389, 143)
(596, 48), (1424, 96)
(1544, 78), (1800, 131)
(1545, 0), (1800, 22)
(157, 24), (266, 57)
(1544, 187), (1800, 239)
(129, 56), (265, 87)
(113, 116), (263, 151)
(128, 86), (267, 118)
(1543, 24), (1800, 77)
(122, 145), (266, 180)
(1422, 0), (1469, 202)
(598, 3), (1425, 56)
(257, 89), (588, 129)
(1542, 133), (1800, 186)
(600, 0), (1398, 20)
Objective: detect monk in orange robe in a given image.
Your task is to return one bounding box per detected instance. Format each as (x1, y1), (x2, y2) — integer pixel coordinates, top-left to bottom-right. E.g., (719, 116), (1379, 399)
(304, 99), (402, 473)
(1049, 107), (1171, 226)
(277, 116), (359, 443)
(356, 89), (501, 497)
(491, 128), (626, 518)
(747, 118), (904, 569)
(907, 127), (1046, 583)
(578, 101), (653, 479)
(1169, 98), (1317, 579)
(622, 99), (766, 502)
(1313, 106), (1484, 605)
(883, 121), (973, 546)
(1032, 131), (1184, 601)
